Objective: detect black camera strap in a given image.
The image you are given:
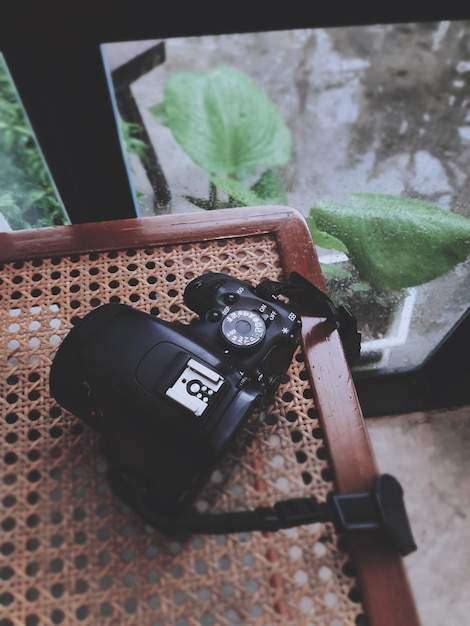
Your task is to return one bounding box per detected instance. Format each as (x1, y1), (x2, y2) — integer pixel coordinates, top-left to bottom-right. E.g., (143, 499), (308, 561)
(255, 271), (362, 363)
(119, 471), (416, 556)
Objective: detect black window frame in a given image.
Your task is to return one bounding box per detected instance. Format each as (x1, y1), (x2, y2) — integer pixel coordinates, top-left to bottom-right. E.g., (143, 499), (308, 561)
(1, 6), (469, 416)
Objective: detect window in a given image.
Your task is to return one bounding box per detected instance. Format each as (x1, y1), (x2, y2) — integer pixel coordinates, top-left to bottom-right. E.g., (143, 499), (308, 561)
(2, 12), (468, 415)
(101, 23), (470, 406)
(0, 54), (68, 230)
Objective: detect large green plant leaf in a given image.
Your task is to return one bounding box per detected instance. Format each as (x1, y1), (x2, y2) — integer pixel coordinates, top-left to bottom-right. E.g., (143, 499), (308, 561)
(305, 215), (349, 254)
(310, 193), (470, 290)
(149, 66), (291, 177)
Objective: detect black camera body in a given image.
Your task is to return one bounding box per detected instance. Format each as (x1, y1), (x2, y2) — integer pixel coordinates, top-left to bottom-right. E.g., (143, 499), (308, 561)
(50, 272), (302, 516)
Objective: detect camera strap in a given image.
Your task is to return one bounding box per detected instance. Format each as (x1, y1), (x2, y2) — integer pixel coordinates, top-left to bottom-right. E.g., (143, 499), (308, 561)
(103, 274), (413, 555)
(255, 271), (362, 363)
(122, 471), (416, 556)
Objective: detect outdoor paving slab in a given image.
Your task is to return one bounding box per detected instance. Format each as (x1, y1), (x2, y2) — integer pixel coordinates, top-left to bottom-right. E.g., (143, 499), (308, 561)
(366, 406), (470, 626)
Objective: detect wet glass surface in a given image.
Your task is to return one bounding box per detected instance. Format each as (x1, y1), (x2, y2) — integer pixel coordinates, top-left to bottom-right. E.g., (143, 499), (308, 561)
(102, 22), (469, 374)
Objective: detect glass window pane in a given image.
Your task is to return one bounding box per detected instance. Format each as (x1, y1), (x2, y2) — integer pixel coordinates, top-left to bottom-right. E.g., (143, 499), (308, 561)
(0, 53), (69, 231)
(102, 21), (470, 376)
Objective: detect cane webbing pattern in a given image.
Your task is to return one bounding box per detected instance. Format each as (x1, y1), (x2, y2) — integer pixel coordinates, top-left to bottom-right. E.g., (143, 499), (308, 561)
(0, 235), (365, 625)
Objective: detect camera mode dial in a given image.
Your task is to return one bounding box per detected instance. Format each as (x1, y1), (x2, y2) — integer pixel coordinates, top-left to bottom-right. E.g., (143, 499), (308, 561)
(221, 309), (266, 348)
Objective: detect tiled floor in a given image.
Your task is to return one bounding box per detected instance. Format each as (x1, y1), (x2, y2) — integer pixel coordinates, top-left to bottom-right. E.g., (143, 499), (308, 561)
(366, 405), (470, 626)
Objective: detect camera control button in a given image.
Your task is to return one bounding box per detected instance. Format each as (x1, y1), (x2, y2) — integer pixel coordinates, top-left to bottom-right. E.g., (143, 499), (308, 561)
(208, 310), (222, 322)
(224, 293), (238, 305)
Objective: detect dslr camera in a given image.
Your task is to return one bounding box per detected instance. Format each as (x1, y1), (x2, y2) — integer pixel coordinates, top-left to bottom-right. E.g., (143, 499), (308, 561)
(49, 271), (418, 555)
(50, 272), (302, 518)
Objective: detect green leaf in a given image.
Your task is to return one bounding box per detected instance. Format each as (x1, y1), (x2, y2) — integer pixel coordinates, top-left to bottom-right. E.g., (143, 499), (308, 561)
(305, 215), (349, 253)
(310, 193), (470, 290)
(149, 66), (291, 177)
(251, 169), (288, 204)
(352, 281), (373, 293)
(0, 201), (30, 229)
(0, 192), (15, 208)
(184, 195), (219, 210)
(320, 262), (352, 279)
(210, 176), (264, 206)
(208, 169), (288, 210)
(119, 120), (148, 159)
(147, 101), (167, 125)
